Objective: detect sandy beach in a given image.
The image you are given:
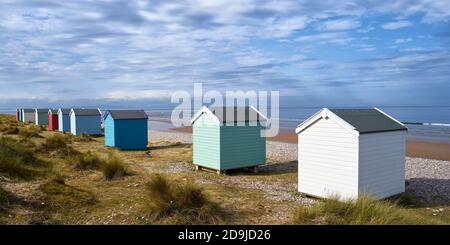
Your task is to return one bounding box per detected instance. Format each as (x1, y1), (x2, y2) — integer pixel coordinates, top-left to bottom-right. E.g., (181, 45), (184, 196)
(170, 126), (450, 162)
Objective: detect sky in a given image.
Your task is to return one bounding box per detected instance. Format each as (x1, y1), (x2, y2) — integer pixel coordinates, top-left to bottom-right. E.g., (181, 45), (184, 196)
(0, 0), (450, 109)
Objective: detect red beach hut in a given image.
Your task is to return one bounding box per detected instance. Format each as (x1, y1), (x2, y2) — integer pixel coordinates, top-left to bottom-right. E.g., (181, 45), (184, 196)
(48, 109), (59, 131)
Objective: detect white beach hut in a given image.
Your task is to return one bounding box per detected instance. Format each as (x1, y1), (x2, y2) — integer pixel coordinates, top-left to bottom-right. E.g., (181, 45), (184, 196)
(295, 108), (407, 200)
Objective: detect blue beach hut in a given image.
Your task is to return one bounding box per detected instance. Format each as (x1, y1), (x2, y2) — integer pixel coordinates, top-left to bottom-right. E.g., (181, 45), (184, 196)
(58, 109), (71, 132)
(70, 108), (102, 136)
(103, 110), (148, 150)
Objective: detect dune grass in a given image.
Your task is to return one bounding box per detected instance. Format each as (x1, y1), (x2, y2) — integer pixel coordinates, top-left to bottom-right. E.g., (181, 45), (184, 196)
(0, 125), (19, 135)
(39, 176), (97, 209)
(39, 134), (79, 157)
(69, 151), (103, 170)
(0, 136), (49, 179)
(74, 133), (93, 142)
(292, 194), (447, 225)
(145, 174), (224, 224)
(69, 151), (129, 180)
(100, 154), (130, 180)
(18, 125), (42, 139)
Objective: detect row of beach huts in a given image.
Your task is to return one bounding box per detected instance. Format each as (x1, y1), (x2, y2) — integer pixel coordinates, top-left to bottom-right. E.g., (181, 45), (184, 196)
(14, 106), (408, 200)
(16, 108), (148, 150)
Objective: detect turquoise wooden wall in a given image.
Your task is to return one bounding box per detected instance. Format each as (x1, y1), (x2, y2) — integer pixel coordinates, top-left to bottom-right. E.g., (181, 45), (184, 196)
(219, 123), (266, 170)
(193, 113), (221, 169)
(104, 115), (115, 147)
(192, 112), (266, 171)
(35, 112), (48, 125)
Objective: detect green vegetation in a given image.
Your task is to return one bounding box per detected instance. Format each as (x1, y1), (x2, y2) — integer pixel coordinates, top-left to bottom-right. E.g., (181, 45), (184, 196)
(39, 176), (97, 209)
(39, 134), (79, 157)
(0, 136), (48, 179)
(100, 154), (130, 180)
(69, 151), (102, 170)
(75, 133), (93, 142)
(0, 125), (19, 135)
(292, 194), (447, 225)
(18, 125), (42, 139)
(145, 174), (224, 224)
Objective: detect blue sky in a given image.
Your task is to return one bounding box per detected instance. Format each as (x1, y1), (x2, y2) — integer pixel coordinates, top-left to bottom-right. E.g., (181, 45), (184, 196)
(0, 0), (449, 108)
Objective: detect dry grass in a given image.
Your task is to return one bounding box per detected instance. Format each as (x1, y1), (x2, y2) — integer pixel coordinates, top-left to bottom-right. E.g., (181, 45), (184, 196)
(74, 133), (93, 142)
(18, 125), (42, 139)
(69, 151), (103, 170)
(292, 194), (448, 225)
(39, 176), (97, 209)
(0, 125), (19, 135)
(145, 174), (224, 224)
(100, 154), (130, 180)
(0, 136), (49, 179)
(38, 134), (79, 157)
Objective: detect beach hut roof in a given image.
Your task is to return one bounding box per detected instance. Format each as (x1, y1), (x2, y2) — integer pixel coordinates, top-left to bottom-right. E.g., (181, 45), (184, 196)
(48, 109), (58, 114)
(71, 108), (101, 116)
(35, 108), (50, 113)
(22, 108), (34, 112)
(296, 108), (407, 135)
(191, 105), (267, 124)
(104, 110), (148, 120)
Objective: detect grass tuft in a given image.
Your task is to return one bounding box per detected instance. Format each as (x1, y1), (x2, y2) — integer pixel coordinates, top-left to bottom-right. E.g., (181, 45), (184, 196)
(69, 151), (103, 170)
(145, 174), (224, 224)
(0, 185), (15, 211)
(39, 134), (78, 157)
(0, 137), (48, 179)
(100, 154), (129, 180)
(18, 125), (42, 139)
(74, 133), (93, 142)
(0, 124), (19, 135)
(293, 194), (409, 225)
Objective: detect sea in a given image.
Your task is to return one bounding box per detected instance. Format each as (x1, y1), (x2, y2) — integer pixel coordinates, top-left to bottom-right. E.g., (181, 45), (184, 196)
(144, 106), (450, 144)
(3, 106), (450, 144)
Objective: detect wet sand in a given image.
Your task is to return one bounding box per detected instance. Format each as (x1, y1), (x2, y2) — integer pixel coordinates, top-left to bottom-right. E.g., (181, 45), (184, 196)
(170, 126), (450, 161)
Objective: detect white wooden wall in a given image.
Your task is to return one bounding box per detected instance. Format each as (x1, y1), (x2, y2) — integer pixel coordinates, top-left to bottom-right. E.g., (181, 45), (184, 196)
(298, 117), (359, 199)
(358, 131), (405, 199)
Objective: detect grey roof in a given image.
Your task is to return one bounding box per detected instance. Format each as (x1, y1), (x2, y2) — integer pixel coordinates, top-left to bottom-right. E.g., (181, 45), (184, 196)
(209, 106), (265, 123)
(49, 109), (58, 114)
(22, 108), (34, 112)
(58, 108), (71, 114)
(106, 110), (148, 120)
(330, 108), (407, 134)
(35, 108), (50, 113)
(71, 109), (101, 116)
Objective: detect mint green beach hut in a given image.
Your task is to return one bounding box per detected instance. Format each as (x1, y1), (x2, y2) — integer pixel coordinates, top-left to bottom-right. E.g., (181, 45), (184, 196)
(191, 106), (267, 173)
(35, 108), (50, 125)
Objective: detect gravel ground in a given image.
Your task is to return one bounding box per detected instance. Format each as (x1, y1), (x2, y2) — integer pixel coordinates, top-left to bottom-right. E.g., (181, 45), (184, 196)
(150, 130), (450, 205)
(405, 157), (450, 205)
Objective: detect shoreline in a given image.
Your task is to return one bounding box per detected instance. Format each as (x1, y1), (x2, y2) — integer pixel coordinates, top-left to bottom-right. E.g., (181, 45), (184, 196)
(167, 126), (450, 162)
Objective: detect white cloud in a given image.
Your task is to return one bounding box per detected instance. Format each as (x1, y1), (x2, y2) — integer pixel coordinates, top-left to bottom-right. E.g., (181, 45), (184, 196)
(266, 16), (310, 38)
(395, 38), (413, 44)
(104, 90), (173, 100)
(318, 18), (360, 31)
(381, 20), (413, 30)
(296, 32), (353, 45)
